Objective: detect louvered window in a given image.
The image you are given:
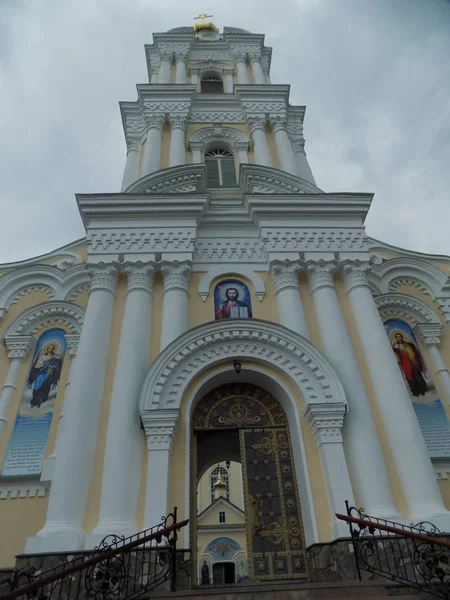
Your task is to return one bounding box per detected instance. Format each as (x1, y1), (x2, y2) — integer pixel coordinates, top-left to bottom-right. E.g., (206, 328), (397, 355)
(205, 149), (237, 187)
(201, 76), (223, 93)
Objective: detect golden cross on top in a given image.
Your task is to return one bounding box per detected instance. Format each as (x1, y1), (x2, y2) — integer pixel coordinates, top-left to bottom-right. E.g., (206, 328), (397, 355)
(194, 12), (213, 21)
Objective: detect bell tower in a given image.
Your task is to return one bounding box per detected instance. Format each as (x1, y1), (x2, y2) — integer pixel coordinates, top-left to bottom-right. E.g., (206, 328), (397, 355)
(119, 18), (316, 193)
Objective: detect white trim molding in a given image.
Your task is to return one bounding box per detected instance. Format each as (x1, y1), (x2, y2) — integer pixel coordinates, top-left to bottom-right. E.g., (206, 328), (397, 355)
(0, 482), (49, 499)
(139, 319), (347, 413)
(198, 266), (265, 302)
(189, 126), (250, 154)
(375, 293), (442, 327)
(5, 301), (85, 336)
(0, 264), (90, 321)
(369, 257), (447, 297)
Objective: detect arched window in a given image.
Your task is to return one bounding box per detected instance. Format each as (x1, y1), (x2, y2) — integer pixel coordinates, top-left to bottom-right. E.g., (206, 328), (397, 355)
(201, 74), (224, 93)
(205, 148), (237, 187)
(210, 465), (230, 503)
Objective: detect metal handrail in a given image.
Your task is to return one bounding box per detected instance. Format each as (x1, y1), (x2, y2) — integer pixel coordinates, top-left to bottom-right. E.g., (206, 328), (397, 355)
(0, 511), (189, 600)
(336, 512), (450, 549)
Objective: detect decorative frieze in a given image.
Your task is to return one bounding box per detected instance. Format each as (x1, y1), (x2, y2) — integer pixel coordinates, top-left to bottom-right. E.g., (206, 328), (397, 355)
(261, 229), (367, 252)
(87, 229), (196, 253)
(0, 483), (49, 500)
(143, 101), (191, 114)
(193, 239), (266, 262)
(9, 286), (54, 306)
(10, 303), (85, 336)
(190, 111), (245, 123)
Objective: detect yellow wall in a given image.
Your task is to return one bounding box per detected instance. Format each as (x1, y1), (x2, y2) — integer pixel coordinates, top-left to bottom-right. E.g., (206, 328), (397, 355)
(200, 503), (245, 527)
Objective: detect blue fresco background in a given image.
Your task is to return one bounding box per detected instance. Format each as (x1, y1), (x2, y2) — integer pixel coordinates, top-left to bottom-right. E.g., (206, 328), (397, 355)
(384, 318), (450, 458)
(2, 328), (67, 476)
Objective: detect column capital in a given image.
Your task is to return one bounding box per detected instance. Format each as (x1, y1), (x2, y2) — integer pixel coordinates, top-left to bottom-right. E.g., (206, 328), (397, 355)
(292, 138), (305, 153)
(248, 116), (267, 134)
(304, 403), (346, 447)
(174, 51), (188, 63)
(3, 334), (35, 359)
(124, 263), (156, 294)
(306, 260), (337, 294)
(341, 260), (372, 294)
(248, 52), (261, 65)
(141, 409), (180, 453)
(270, 260), (302, 294)
(126, 141), (140, 155)
(87, 263), (118, 295)
(269, 116), (288, 134)
(414, 323), (443, 346)
(161, 261), (192, 294)
(65, 334), (81, 358)
(168, 116), (189, 132)
(145, 114), (165, 132)
(159, 50), (173, 63)
(233, 51), (247, 62)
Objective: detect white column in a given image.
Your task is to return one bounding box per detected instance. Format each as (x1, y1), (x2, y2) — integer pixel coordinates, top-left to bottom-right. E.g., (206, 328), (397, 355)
(190, 142), (203, 164)
(224, 69), (234, 93)
(142, 410), (179, 528)
(158, 51), (172, 84)
(265, 73), (271, 84)
(234, 53), (249, 84)
(121, 143), (140, 191)
(41, 334), (80, 482)
(305, 403), (355, 538)
(235, 142), (248, 164)
(307, 261), (401, 519)
(26, 265), (118, 553)
(270, 261), (309, 339)
(87, 264), (155, 545)
(0, 336), (34, 439)
(142, 116), (164, 177)
(269, 117), (300, 177)
(150, 58), (160, 84)
(169, 117), (188, 167)
(415, 324), (450, 403)
(248, 117), (273, 168)
(190, 69), (200, 89)
(249, 54), (266, 84)
(342, 261), (450, 528)
(292, 137), (316, 185)
(175, 52), (187, 84)
(160, 262), (191, 351)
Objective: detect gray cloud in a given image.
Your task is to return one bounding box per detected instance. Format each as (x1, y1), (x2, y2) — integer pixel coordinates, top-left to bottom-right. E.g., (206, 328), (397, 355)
(0, 0), (449, 262)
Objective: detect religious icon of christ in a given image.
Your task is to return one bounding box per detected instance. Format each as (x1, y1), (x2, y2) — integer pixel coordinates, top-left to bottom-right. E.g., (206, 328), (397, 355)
(215, 287), (252, 319)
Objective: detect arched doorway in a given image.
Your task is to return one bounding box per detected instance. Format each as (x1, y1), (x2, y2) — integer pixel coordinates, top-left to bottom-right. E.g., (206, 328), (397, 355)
(190, 383), (307, 583)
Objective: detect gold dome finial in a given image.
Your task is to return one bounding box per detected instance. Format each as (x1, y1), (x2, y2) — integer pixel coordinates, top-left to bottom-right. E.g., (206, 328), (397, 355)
(194, 12), (219, 33)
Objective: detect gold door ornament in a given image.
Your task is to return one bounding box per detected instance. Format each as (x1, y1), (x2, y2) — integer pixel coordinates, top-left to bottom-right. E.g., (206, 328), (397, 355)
(192, 384), (287, 430)
(240, 428), (307, 580)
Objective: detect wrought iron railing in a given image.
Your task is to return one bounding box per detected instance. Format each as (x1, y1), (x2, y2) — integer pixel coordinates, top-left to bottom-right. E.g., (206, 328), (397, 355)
(337, 502), (450, 599)
(0, 508), (188, 600)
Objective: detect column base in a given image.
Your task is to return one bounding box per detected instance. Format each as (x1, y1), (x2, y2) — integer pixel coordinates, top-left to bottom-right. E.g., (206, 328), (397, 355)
(25, 527), (86, 553)
(85, 520), (138, 549)
(331, 517), (351, 540)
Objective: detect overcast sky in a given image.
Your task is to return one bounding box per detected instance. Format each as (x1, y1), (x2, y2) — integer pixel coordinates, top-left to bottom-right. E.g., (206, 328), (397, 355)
(1, 0), (449, 263)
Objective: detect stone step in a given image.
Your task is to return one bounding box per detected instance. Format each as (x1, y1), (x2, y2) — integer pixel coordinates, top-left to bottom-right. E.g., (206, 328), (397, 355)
(151, 580), (425, 600)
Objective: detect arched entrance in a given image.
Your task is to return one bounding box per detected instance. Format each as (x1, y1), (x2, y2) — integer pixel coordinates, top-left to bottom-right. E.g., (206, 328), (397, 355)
(191, 382), (307, 583)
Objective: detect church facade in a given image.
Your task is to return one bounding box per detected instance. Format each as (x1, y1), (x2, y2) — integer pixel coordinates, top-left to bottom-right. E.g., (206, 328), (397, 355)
(1, 20), (450, 586)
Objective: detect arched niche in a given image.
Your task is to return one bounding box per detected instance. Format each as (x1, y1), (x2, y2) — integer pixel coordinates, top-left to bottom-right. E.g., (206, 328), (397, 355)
(198, 266), (265, 303)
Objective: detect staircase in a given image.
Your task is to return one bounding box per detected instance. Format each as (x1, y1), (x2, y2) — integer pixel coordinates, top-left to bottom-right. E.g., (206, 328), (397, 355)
(152, 580), (425, 600)
(1, 504), (449, 600)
